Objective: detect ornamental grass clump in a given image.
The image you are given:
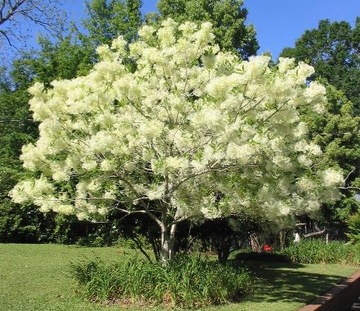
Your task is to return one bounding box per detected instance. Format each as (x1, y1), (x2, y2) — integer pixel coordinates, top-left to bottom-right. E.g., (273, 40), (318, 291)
(279, 239), (360, 265)
(70, 254), (253, 308)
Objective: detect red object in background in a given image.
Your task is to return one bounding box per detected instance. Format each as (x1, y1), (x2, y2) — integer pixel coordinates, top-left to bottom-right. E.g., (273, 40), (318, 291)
(263, 244), (272, 252)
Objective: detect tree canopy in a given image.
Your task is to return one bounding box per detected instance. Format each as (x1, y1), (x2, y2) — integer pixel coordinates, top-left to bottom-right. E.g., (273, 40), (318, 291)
(151, 0), (258, 59)
(281, 19), (360, 227)
(281, 18), (360, 110)
(83, 0), (143, 46)
(0, 0), (145, 244)
(11, 20), (343, 262)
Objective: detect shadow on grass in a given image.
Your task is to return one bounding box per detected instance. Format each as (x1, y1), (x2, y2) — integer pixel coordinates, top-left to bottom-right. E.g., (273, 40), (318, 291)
(230, 259), (347, 305)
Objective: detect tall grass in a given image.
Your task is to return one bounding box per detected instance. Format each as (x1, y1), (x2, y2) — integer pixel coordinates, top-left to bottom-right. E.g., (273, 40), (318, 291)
(70, 254), (253, 308)
(280, 240), (360, 265)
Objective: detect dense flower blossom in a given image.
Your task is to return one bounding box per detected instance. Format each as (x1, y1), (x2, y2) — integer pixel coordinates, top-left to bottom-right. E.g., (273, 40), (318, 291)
(11, 19), (342, 227)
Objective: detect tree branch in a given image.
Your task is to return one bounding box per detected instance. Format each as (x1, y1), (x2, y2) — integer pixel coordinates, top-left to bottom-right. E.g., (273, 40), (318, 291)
(344, 167), (356, 184)
(303, 228), (326, 238)
(0, 1), (6, 20)
(129, 235), (153, 262)
(0, 0), (26, 27)
(0, 28), (19, 50)
(339, 186), (360, 191)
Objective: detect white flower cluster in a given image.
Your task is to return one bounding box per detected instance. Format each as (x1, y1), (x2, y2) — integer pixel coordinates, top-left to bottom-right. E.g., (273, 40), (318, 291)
(11, 18), (341, 223)
(322, 168), (344, 187)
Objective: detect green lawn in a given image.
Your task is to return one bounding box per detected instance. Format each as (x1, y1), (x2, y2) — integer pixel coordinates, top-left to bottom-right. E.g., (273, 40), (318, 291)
(0, 243), (358, 311)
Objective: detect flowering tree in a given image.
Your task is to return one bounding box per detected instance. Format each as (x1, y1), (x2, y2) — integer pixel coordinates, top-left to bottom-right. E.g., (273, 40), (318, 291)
(11, 19), (343, 263)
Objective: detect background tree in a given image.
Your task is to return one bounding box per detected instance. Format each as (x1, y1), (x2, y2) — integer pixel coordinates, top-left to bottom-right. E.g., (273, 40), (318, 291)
(0, 61), (44, 242)
(280, 19), (360, 232)
(11, 20), (343, 263)
(281, 18), (360, 110)
(0, 33), (106, 243)
(151, 0), (258, 59)
(83, 0), (142, 46)
(0, 0), (65, 52)
(0, 0), (147, 244)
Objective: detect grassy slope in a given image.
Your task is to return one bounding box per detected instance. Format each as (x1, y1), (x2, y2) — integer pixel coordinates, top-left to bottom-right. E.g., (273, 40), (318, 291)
(0, 244), (358, 311)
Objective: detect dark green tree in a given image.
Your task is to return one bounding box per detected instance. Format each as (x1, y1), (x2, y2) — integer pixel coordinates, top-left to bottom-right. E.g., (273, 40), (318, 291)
(151, 0), (258, 59)
(83, 0), (143, 46)
(0, 33), (91, 243)
(281, 18), (360, 111)
(0, 62), (44, 242)
(281, 18), (360, 230)
(301, 83), (360, 230)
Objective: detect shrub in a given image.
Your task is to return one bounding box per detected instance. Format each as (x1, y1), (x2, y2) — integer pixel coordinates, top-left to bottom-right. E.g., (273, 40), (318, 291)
(346, 213), (360, 244)
(70, 254), (253, 308)
(233, 240), (360, 265)
(279, 239), (360, 265)
(234, 251), (291, 263)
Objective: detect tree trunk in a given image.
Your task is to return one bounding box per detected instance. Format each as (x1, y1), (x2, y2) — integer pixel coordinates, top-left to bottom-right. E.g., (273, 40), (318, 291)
(249, 233), (262, 252)
(160, 223), (177, 264)
(214, 236), (232, 264)
(279, 230), (286, 249)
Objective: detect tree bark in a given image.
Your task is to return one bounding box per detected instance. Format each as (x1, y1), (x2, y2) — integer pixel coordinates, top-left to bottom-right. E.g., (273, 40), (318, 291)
(160, 222), (177, 264)
(249, 232), (262, 252)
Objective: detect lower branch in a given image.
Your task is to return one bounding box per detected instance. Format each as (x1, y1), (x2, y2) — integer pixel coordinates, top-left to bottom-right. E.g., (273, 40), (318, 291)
(129, 235), (153, 263)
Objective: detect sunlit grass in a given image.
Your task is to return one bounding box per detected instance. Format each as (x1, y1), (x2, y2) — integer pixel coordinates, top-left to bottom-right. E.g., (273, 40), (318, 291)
(0, 243), (358, 311)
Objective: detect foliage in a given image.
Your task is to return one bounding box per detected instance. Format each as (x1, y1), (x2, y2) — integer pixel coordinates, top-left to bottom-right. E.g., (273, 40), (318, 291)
(11, 19), (343, 262)
(153, 0), (258, 59)
(279, 240), (360, 265)
(70, 254), (253, 308)
(281, 18), (360, 110)
(0, 200), (49, 243)
(190, 215), (263, 263)
(83, 0), (143, 46)
(281, 19), (360, 226)
(346, 212), (360, 244)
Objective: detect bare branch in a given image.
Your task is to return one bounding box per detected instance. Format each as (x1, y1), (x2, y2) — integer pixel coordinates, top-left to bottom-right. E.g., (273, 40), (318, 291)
(0, 0), (65, 49)
(0, 0), (26, 27)
(128, 235), (153, 262)
(116, 204), (163, 229)
(338, 168), (359, 191)
(304, 228), (326, 238)
(0, 1), (6, 20)
(339, 186), (360, 191)
(0, 28), (19, 50)
(344, 167), (356, 184)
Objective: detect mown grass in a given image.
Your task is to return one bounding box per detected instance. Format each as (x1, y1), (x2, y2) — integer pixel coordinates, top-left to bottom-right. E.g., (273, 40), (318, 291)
(0, 243), (358, 311)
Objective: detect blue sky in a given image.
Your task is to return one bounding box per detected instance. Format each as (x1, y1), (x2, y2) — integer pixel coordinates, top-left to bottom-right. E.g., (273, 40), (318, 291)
(66, 0), (359, 59)
(243, 0), (359, 58)
(5, 0), (360, 61)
